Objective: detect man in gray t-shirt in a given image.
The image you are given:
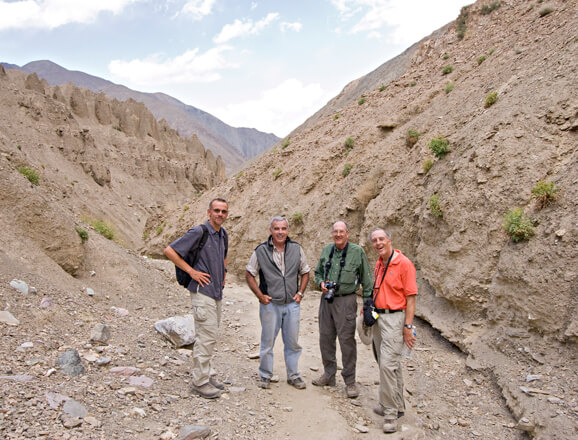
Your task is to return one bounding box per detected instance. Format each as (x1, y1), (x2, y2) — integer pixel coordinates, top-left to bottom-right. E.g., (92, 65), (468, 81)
(164, 198), (229, 399)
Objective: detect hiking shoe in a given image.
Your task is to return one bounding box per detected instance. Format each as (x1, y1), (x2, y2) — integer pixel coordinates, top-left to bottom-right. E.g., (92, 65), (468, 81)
(209, 377), (225, 390)
(373, 405), (404, 418)
(383, 417), (398, 434)
(258, 377), (271, 389)
(190, 382), (221, 399)
(287, 377), (306, 390)
(345, 383), (359, 398)
(311, 374), (336, 387)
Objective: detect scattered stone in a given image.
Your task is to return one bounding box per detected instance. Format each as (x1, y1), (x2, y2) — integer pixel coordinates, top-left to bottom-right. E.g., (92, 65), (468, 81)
(177, 424), (211, 440)
(154, 315), (196, 348)
(90, 323), (111, 345)
(86, 287), (95, 296)
(129, 375), (154, 388)
(89, 270), (96, 277)
(247, 352), (260, 359)
(118, 387), (138, 395)
(283, 407), (293, 412)
(449, 418), (457, 425)
(525, 374), (543, 382)
(111, 306), (129, 316)
(0, 374), (34, 382)
(463, 378), (473, 387)
(110, 366), (140, 376)
(46, 392), (69, 410)
(555, 229), (566, 238)
(160, 431), (177, 440)
(548, 397), (562, 404)
(10, 279), (29, 294)
(29, 286), (37, 294)
(45, 368), (56, 376)
(515, 417), (535, 432)
(310, 366), (319, 371)
(56, 349), (85, 376)
(132, 407), (146, 417)
(457, 418), (470, 427)
(60, 414), (83, 428)
(0, 310), (20, 326)
(20, 341), (33, 348)
(354, 424), (369, 433)
(270, 375), (279, 383)
(84, 416), (101, 427)
(83, 353), (99, 362)
(39, 297), (52, 308)
(63, 399), (88, 418)
(96, 356), (111, 366)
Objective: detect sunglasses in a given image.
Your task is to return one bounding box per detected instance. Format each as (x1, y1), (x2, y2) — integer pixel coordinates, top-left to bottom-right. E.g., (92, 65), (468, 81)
(212, 209), (228, 214)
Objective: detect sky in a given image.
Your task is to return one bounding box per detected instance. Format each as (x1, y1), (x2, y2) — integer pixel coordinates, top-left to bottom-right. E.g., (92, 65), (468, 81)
(0, 0), (468, 137)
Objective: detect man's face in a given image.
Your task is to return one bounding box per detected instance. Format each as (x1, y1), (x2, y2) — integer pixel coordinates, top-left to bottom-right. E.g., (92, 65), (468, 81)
(270, 220), (289, 246)
(332, 222), (349, 250)
(207, 201), (228, 229)
(371, 230), (392, 259)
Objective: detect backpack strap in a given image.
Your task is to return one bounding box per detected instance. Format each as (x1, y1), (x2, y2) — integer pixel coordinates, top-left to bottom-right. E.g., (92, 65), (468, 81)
(192, 224), (209, 268)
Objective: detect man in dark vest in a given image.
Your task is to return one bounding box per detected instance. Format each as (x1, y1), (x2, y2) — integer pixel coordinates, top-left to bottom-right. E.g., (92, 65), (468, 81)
(163, 198), (229, 399)
(245, 216), (310, 390)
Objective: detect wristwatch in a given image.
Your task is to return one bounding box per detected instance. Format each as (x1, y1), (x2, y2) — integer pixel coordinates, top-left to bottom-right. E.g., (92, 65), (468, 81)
(403, 324), (413, 329)
(297, 291), (304, 298)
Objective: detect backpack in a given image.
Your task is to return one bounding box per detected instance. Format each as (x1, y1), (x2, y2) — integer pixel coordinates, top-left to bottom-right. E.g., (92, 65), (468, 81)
(175, 225), (228, 288)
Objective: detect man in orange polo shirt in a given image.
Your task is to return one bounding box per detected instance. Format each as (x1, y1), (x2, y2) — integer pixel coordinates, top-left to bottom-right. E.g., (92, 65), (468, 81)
(369, 228), (417, 434)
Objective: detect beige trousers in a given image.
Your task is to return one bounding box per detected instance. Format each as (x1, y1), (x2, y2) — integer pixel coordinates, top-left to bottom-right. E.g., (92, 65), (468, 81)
(373, 311), (406, 418)
(191, 292), (221, 387)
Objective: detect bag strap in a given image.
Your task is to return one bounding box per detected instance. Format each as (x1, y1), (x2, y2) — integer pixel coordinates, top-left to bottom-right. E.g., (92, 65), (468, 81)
(372, 250), (394, 302)
(192, 224), (209, 268)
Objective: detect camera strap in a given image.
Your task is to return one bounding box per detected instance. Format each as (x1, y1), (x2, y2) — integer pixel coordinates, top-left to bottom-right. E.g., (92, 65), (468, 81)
(372, 250), (394, 303)
(324, 242), (348, 292)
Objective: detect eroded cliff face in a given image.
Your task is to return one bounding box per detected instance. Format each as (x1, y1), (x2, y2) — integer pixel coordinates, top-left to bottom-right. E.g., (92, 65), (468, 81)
(144, 2), (577, 437)
(0, 68), (224, 271)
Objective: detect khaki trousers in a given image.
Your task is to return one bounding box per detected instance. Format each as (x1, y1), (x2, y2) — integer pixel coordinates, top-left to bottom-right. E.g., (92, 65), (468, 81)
(191, 292), (221, 387)
(373, 311), (406, 418)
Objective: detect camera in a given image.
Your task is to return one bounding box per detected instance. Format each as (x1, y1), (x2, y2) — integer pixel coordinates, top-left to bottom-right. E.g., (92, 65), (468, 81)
(323, 281), (338, 303)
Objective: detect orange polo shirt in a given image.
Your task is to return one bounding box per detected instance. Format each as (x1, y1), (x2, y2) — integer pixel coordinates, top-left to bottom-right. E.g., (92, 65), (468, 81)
(373, 249), (418, 310)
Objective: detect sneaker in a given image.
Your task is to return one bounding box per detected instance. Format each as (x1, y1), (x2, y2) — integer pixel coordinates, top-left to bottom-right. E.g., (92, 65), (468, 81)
(209, 377), (225, 390)
(311, 374), (336, 387)
(287, 377), (306, 390)
(383, 417), (398, 434)
(258, 377), (271, 389)
(190, 382), (221, 399)
(345, 383), (359, 398)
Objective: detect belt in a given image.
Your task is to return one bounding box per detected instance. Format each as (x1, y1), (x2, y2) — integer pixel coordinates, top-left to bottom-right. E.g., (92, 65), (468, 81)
(374, 308), (403, 314)
(335, 292), (356, 297)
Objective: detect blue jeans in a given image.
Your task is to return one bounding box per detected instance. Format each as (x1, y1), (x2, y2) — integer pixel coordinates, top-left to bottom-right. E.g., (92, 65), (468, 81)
(259, 301), (302, 380)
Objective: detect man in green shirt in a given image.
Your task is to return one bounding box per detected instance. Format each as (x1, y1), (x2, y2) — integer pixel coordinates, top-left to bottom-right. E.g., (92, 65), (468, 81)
(313, 221), (373, 398)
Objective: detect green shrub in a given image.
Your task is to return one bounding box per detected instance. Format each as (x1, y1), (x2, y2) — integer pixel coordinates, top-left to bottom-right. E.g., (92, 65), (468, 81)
(429, 194), (443, 218)
(481, 2), (501, 15)
(18, 166), (39, 185)
(273, 169), (282, 179)
(113, 125), (122, 132)
(443, 54), (450, 60)
(358, 97), (366, 105)
(429, 137), (450, 158)
(442, 65), (454, 75)
(156, 223), (165, 236)
(502, 208), (535, 242)
(406, 130), (420, 147)
(423, 159), (433, 174)
(183, 205), (189, 211)
(291, 212), (304, 225)
(379, 84), (386, 92)
(488, 48), (495, 55)
(477, 55), (486, 65)
(445, 82), (454, 94)
(344, 137), (355, 149)
(281, 138), (291, 149)
(342, 163), (353, 177)
(75, 226), (89, 243)
(532, 180), (560, 208)
(90, 219), (115, 240)
(17, 145), (22, 151)
(485, 92), (498, 108)
(334, 113), (341, 120)
(456, 6), (469, 40)
(142, 230), (150, 241)
(409, 81), (417, 87)
(539, 6), (554, 17)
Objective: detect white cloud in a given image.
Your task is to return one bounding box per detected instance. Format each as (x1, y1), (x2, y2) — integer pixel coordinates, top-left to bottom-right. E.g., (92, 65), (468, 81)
(331, 0), (466, 46)
(0, 0), (142, 31)
(214, 78), (329, 136)
(179, 0), (216, 21)
(108, 46), (237, 85)
(280, 21), (302, 32)
(213, 12), (279, 44)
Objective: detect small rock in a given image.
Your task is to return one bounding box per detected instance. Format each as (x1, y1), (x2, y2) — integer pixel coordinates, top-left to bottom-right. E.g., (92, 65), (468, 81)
(0, 310), (20, 325)
(283, 407), (293, 412)
(526, 374), (543, 382)
(555, 229), (566, 238)
(45, 368), (56, 376)
(29, 286), (37, 294)
(118, 387), (137, 395)
(56, 349), (84, 376)
(0, 374), (35, 382)
(270, 375), (279, 383)
(63, 399), (88, 418)
(354, 424), (369, 433)
(129, 375), (154, 388)
(516, 417), (534, 432)
(310, 366), (319, 372)
(449, 418), (457, 425)
(89, 270), (96, 277)
(132, 407), (146, 417)
(247, 352), (260, 359)
(20, 341), (34, 348)
(83, 353), (98, 363)
(154, 315), (196, 348)
(96, 357), (111, 366)
(90, 323), (111, 345)
(160, 430), (176, 440)
(229, 386), (246, 393)
(463, 378), (473, 387)
(60, 414), (82, 428)
(548, 397), (562, 404)
(39, 297), (52, 308)
(46, 392), (69, 410)
(177, 424), (211, 439)
(111, 306), (129, 316)
(86, 288), (95, 296)
(84, 416), (101, 427)
(457, 418), (470, 427)
(110, 366), (140, 376)
(10, 279), (29, 294)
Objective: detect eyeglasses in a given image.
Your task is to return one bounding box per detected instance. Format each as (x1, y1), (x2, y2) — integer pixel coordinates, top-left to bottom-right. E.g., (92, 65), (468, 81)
(212, 209), (228, 214)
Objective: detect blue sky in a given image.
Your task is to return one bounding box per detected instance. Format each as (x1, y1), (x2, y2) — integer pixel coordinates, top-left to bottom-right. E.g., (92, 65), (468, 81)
(0, 0), (467, 137)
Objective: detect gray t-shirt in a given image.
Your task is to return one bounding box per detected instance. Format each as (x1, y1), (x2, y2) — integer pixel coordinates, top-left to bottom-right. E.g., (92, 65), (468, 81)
(169, 221), (227, 300)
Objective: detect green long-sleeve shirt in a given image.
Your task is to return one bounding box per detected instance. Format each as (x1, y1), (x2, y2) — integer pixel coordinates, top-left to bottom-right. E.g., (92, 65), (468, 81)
(314, 242), (373, 298)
